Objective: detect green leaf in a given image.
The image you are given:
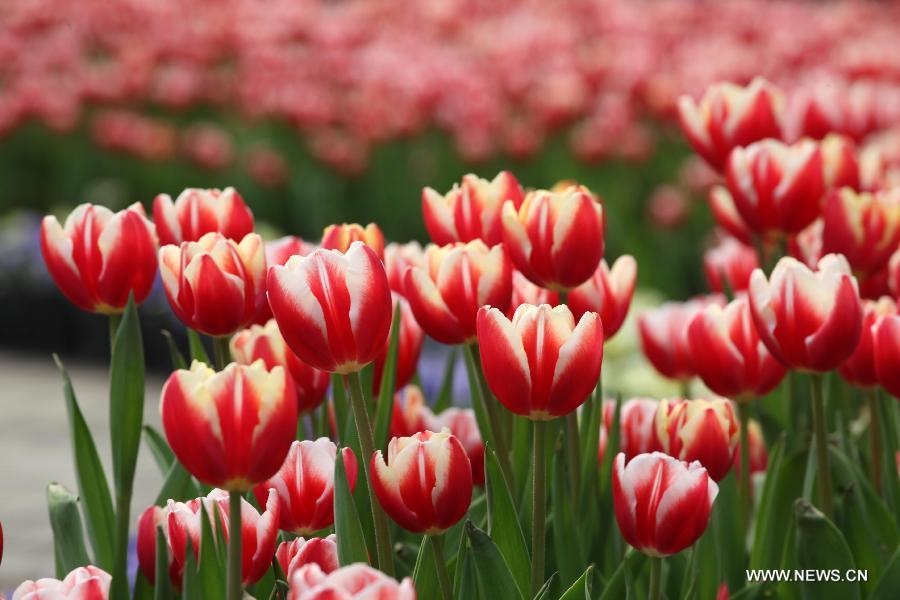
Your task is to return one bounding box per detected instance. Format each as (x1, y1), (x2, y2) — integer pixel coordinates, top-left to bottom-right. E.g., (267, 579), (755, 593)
(187, 329), (211, 365)
(559, 565), (593, 600)
(332, 374), (349, 444)
(713, 474), (745, 590)
(433, 348), (459, 414)
(374, 303), (402, 450)
(793, 498), (861, 600)
(54, 354), (116, 570)
(511, 416), (532, 507)
(870, 546), (900, 600)
(133, 571), (154, 600)
(143, 425), (174, 474)
(597, 550), (645, 600)
(551, 448), (584, 588)
(197, 499), (225, 598)
(484, 445), (530, 599)
(750, 440), (806, 570)
(456, 543), (479, 600)
(154, 459), (200, 506)
(154, 526), (173, 600)
(533, 573), (558, 600)
(875, 393), (900, 517)
(464, 521), (523, 600)
(577, 387), (603, 513)
(334, 448), (369, 565)
(411, 536), (439, 600)
(462, 344), (495, 451)
(160, 329), (187, 370)
(181, 538), (200, 600)
(680, 524), (718, 600)
(46, 483), (91, 575)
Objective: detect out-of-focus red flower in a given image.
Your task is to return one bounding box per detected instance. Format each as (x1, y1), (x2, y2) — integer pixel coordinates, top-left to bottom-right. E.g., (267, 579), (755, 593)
(153, 187), (254, 246)
(872, 313), (900, 397)
(731, 418), (768, 478)
(821, 187), (900, 277)
(703, 238), (759, 295)
(320, 222), (385, 261)
(656, 398), (739, 482)
(91, 110), (177, 161)
(708, 186), (754, 245)
(390, 385), (427, 439)
(246, 144), (289, 188)
(890, 248), (900, 299)
(289, 564), (416, 600)
(647, 185), (690, 230)
(568, 255), (637, 340)
(598, 398), (661, 464)
(820, 134), (860, 191)
(384, 241), (424, 295)
(509, 270), (559, 318)
(638, 296), (724, 382)
(842, 297), (897, 388)
(276, 535), (339, 581)
(181, 122), (235, 170)
(373, 293), (423, 393)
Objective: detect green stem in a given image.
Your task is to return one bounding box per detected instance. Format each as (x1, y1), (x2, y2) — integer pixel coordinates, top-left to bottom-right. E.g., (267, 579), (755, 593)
(108, 314), (122, 355)
(810, 374), (834, 519)
(213, 336), (231, 371)
(868, 389), (883, 495)
(430, 534), (454, 600)
(343, 371), (395, 575)
(680, 379), (691, 399)
(110, 490), (131, 599)
(531, 420), (547, 596)
(565, 412), (581, 497)
(738, 402), (752, 539)
(648, 555), (663, 600)
(227, 491), (243, 600)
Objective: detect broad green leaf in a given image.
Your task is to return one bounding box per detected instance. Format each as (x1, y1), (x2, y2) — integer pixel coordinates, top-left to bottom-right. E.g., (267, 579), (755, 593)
(197, 504), (226, 599)
(433, 348), (459, 414)
(680, 526), (718, 600)
(465, 521), (523, 600)
(484, 445), (530, 599)
(750, 440), (806, 570)
(456, 543), (479, 600)
(598, 549), (645, 600)
(187, 329), (211, 364)
(334, 449), (369, 565)
(511, 416), (532, 505)
(559, 565), (593, 600)
(870, 546), (900, 600)
(143, 425), (174, 474)
(577, 386), (603, 514)
(154, 460), (199, 505)
(46, 483), (91, 575)
(133, 572), (154, 600)
(181, 538), (200, 600)
(875, 393), (900, 517)
(551, 448), (584, 587)
(373, 303), (402, 451)
(160, 329), (186, 370)
(154, 526), (173, 600)
(793, 498), (861, 600)
(713, 474), (745, 590)
(411, 536), (439, 600)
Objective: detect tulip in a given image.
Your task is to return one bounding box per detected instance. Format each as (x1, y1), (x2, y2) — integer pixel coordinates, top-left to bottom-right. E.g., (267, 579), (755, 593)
(873, 314), (900, 398)
(12, 566), (111, 600)
(253, 439), (357, 535)
(731, 419), (768, 477)
(390, 385), (428, 439)
(422, 171), (525, 246)
(159, 232), (265, 337)
(725, 139), (825, 240)
(384, 241), (424, 295)
(253, 236), (317, 323)
(501, 185), (605, 290)
(321, 222), (385, 261)
(267, 242), (393, 373)
(373, 293), (424, 393)
(655, 398), (739, 482)
(160, 360), (297, 491)
(568, 255), (637, 339)
(40, 203), (158, 314)
(509, 270), (559, 317)
(821, 187), (900, 277)
(153, 187), (254, 246)
(708, 187), (754, 245)
(404, 240), (512, 345)
(425, 407), (486, 486)
(821, 133), (860, 190)
(702, 238), (758, 295)
(789, 220), (823, 268)
(677, 77), (785, 171)
(136, 489), (279, 588)
(276, 535), (339, 580)
(890, 248), (900, 298)
(598, 398), (660, 463)
(839, 297), (897, 388)
(231, 319), (330, 414)
(289, 564), (416, 600)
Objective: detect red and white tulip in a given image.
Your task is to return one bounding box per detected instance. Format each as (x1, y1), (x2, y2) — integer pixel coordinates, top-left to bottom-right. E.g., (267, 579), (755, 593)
(821, 187), (900, 277)
(153, 187), (254, 246)
(276, 535), (339, 581)
(321, 222), (385, 261)
(702, 238), (758, 295)
(373, 293), (424, 392)
(872, 313), (900, 398)
(568, 255), (638, 339)
(655, 398), (739, 482)
(840, 297), (896, 388)
(12, 566), (111, 600)
(289, 563), (416, 600)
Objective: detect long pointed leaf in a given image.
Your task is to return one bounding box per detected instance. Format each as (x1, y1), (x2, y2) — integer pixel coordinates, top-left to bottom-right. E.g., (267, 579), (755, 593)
(187, 329), (211, 365)
(794, 499), (861, 600)
(484, 445), (530, 599)
(559, 566), (594, 600)
(374, 303), (402, 450)
(334, 449), (369, 566)
(432, 348), (459, 414)
(465, 521), (523, 600)
(143, 425), (174, 474)
(46, 483), (91, 575)
(411, 536), (439, 599)
(160, 330), (186, 370)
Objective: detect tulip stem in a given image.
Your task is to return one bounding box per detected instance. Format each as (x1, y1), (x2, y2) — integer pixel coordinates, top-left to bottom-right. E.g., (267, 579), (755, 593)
(343, 371), (395, 576)
(463, 343), (514, 489)
(868, 389), (883, 495)
(565, 413), (581, 498)
(227, 491), (243, 600)
(213, 336), (231, 371)
(429, 534), (454, 600)
(810, 374), (834, 519)
(648, 555), (662, 600)
(531, 419), (547, 596)
(108, 314), (121, 355)
(738, 402), (752, 535)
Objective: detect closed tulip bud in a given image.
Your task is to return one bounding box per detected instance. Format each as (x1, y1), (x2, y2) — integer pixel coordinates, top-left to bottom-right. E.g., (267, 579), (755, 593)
(656, 398), (739, 482)
(501, 185), (605, 290)
(12, 566), (111, 599)
(509, 270), (559, 317)
(748, 254), (863, 372)
(390, 385), (427, 439)
(873, 314), (900, 397)
(703, 238), (758, 295)
(568, 255), (637, 339)
(613, 452), (719, 556)
(137, 489), (279, 587)
(477, 304), (602, 419)
(821, 134), (860, 190)
(276, 535), (339, 580)
(153, 187), (254, 246)
(726, 139), (825, 239)
(268, 242), (392, 373)
(321, 222), (385, 261)
(371, 430), (473, 533)
(732, 419), (768, 477)
(289, 564), (416, 600)
(254, 439), (357, 535)
(708, 187), (754, 245)
(404, 241), (512, 344)
(422, 171), (525, 246)
(687, 297), (787, 401)
(840, 297), (896, 388)
(821, 188), (900, 277)
(160, 360), (297, 491)
(639, 296), (724, 382)
(384, 241), (424, 294)
(159, 232), (265, 336)
(40, 203), (158, 314)
(598, 398), (661, 463)
(373, 294), (423, 392)
(231, 320), (330, 414)
(425, 407), (485, 486)
(677, 77), (785, 171)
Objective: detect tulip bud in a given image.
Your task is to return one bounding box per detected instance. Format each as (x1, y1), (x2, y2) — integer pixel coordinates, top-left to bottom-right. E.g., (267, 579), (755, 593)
(687, 297), (787, 401)
(598, 398), (661, 463)
(731, 419), (768, 477)
(373, 293), (423, 392)
(568, 255), (637, 339)
(509, 270), (559, 318)
(821, 188), (900, 277)
(501, 185), (605, 290)
(276, 535), (339, 580)
(425, 407), (486, 486)
(873, 314), (900, 397)
(638, 296), (723, 382)
(40, 203), (158, 314)
(289, 564), (417, 600)
(12, 566), (111, 599)
(153, 187), (253, 245)
(371, 430), (473, 534)
(404, 241), (512, 344)
(656, 398), (739, 482)
(159, 232), (265, 336)
(612, 452), (718, 556)
(840, 297), (896, 388)
(268, 242), (393, 373)
(708, 187), (754, 245)
(821, 134), (860, 190)
(390, 385), (427, 439)
(160, 360), (297, 491)
(477, 304), (602, 419)
(703, 238), (758, 295)
(677, 77), (785, 171)
(422, 171), (525, 246)
(321, 222), (385, 261)
(748, 254), (863, 372)
(231, 319), (330, 414)
(384, 241), (424, 295)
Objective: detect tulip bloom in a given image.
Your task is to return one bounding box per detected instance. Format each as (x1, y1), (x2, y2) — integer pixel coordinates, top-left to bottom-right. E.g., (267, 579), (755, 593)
(840, 297), (896, 388)
(371, 430), (473, 533)
(390, 385), (428, 439)
(277, 535), (339, 580)
(821, 134), (860, 191)
(677, 77), (785, 171)
(254, 236), (317, 324)
(373, 294), (424, 392)
(384, 241), (424, 294)
(889, 249), (900, 298)
(40, 203), (158, 314)
(509, 270), (559, 317)
(12, 566), (111, 600)
(321, 222), (385, 260)
(725, 139), (825, 239)
(477, 304), (602, 419)
(708, 187), (754, 245)
(422, 171), (525, 246)
(821, 188), (900, 277)
(268, 242), (393, 373)
(568, 255), (637, 339)
(153, 187), (254, 246)
(253, 439), (357, 535)
(137, 489), (279, 587)
(159, 232), (265, 336)
(748, 254), (863, 372)
(873, 314), (900, 397)
(231, 319), (330, 414)
(703, 238), (758, 295)
(638, 296), (723, 382)
(425, 407), (486, 486)
(613, 452), (719, 556)
(598, 398), (660, 463)
(655, 398), (739, 482)
(160, 360), (297, 491)
(404, 241), (512, 344)
(289, 564), (416, 600)
(687, 297), (787, 401)
(731, 419), (768, 477)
